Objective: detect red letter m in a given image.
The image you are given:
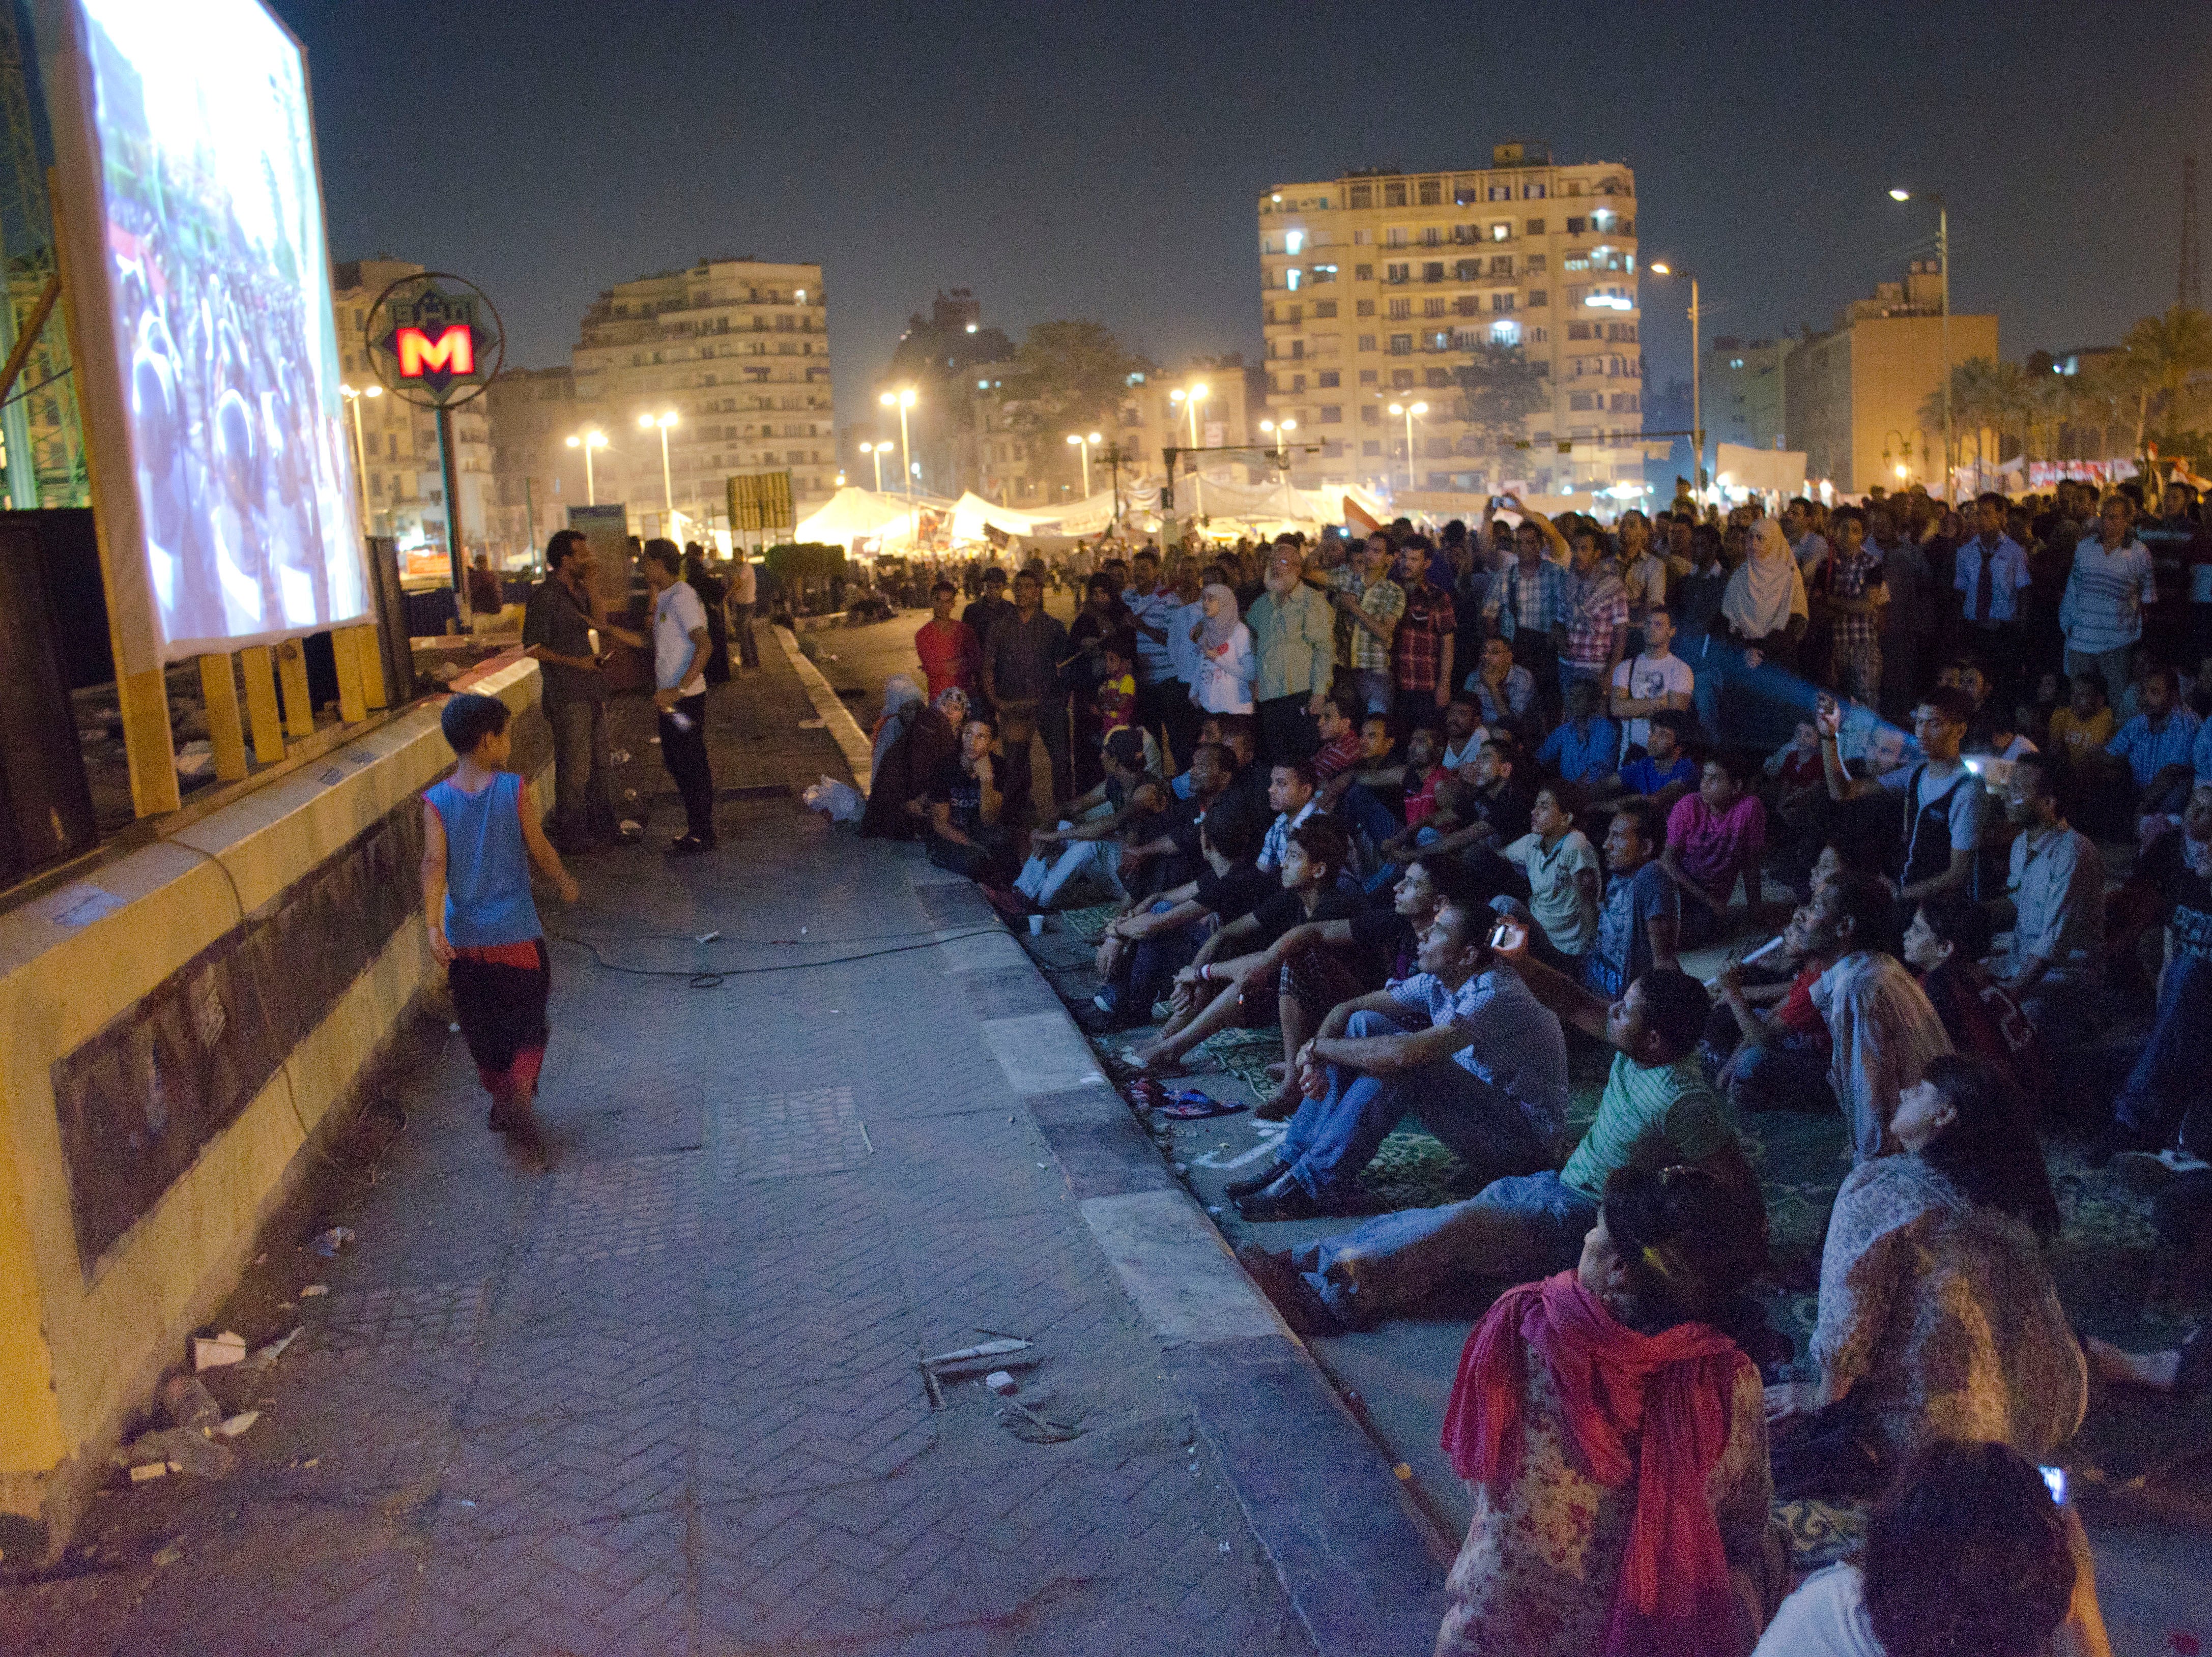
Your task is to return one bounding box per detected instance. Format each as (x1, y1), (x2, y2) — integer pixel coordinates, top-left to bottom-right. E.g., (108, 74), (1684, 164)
(396, 325), (474, 378)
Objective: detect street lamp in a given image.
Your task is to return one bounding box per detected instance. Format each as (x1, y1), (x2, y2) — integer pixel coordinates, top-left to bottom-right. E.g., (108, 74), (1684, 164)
(859, 440), (890, 491)
(1066, 430), (1102, 495)
(565, 428), (609, 505)
(1882, 427), (1930, 488)
(880, 387), (917, 503)
(1169, 381), (1210, 515)
(338, 382), (382, 530)
(1888, 189), (1951, 502)
(1648, 263), (1705, 495)
(639, 411), (678, 526)
(1259, 416), (1298, 464)
(1386, 400), (1428, 495)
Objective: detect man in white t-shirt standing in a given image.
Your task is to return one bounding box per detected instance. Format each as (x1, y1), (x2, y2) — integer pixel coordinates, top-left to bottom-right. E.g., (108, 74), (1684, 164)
(1606, 606), (1694, 755)
(642, 538), (716, 855)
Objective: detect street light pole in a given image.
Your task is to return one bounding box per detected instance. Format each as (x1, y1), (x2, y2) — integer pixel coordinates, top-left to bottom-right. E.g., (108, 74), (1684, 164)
(339, 382), (382, 533)
(641, 411), (677, 530)
(1387, 401), (1428, 495)
(881, 388), (917, 504)
(566, 429), (608, 506)
(1891, 190), (1951, 501)
(1648, 265), (1704, 495)
(1066, 431), (1098, 495)
(1170, 382), (1210, 517)
(862, 441), (887, 491)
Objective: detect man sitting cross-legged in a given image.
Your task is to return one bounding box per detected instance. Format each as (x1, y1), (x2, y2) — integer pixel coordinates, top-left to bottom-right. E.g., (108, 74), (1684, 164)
(1237, 956), (1762, 1335)
(1224, 855), (1452, 1121)
(1127, 817), (1365, 1077)
(1230, 888), (1570, 1221)
(1012, 727), (1161, 910)
(1082, 798), (1272, 1034)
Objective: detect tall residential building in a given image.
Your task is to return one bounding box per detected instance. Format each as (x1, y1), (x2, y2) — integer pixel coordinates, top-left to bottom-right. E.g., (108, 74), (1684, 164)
(331, 257), (491, 559)
(868, 289), (1017, 496)
(483, 366), (577, 564)
(1783, 263), (1997, 494)
(1707, 336), (1796, 453)
(1257, 142), (1644, 505)
(967, 363), (1257, 510)
(570, 258), (832, 535)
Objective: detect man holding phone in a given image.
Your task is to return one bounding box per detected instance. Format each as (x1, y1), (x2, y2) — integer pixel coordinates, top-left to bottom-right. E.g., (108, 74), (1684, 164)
(1231, 890), (1567, 1220)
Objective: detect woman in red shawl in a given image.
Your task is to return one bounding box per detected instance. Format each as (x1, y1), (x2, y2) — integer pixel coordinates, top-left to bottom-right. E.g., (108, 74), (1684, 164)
(1435, 1164), (1787, 1657)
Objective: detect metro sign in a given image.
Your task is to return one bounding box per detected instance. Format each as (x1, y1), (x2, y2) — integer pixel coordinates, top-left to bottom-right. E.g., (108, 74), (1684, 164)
(395, 324), (475, 382)
(364, 272), (504, 409)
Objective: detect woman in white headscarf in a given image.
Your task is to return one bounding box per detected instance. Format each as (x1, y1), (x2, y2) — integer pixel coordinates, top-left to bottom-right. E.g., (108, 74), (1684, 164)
(1701, 517), (1811, 745)
(1190, 583), (1256, 714)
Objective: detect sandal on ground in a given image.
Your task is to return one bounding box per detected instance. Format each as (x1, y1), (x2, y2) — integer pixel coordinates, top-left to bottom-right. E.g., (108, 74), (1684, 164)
(1154, 1090), (1247, 1120)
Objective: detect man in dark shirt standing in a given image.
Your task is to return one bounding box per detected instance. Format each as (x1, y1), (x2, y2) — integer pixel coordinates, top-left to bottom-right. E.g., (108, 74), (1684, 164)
(981, 569), (1071, 825)
(962, 567), (1015, 694)
(521, 530), (616, 852)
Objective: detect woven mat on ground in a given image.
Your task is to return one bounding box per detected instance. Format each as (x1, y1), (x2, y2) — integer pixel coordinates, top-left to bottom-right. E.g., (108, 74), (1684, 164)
(1058, 903), (1120, 941)
(1774, 1498), (1870, 1569)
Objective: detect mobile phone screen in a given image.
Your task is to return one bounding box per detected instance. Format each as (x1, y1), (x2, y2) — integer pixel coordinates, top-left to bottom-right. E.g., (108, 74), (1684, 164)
(2039, 1464), (2067, 1504)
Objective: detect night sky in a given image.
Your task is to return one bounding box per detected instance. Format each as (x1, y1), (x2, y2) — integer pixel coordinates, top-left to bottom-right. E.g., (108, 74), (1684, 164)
(276, 0), (2211, 435)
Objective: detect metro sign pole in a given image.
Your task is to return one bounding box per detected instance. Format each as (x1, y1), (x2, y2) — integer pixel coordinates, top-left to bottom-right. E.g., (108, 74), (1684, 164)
(364, 272), (505, 617)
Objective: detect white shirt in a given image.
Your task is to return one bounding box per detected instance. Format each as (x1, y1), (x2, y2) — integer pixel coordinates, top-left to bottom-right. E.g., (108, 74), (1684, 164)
(1750, 1564), (1884, 1657)
(1441, 725), (1492, 772)
(1608, 649), (1693, 752)
(1192, 624), (1257, 714)
(653, 580), (710, 693)
(730, 560), (757, 604)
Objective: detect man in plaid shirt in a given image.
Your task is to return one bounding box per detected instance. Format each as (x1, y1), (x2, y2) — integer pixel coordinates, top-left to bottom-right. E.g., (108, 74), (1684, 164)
(1822, 505), (1886, 703)
(1556, 527), (1630, 696)
(1390, 537), (1457, 733)
(1481, 515), (1571, 723)
(1330, 533), (1404, 716)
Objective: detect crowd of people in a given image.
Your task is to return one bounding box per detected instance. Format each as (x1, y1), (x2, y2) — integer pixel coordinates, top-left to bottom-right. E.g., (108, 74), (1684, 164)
(853, 478), (2212, 1656)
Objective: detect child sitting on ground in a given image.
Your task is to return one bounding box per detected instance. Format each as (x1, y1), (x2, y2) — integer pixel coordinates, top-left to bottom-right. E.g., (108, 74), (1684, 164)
(422, 692), (580, 1159)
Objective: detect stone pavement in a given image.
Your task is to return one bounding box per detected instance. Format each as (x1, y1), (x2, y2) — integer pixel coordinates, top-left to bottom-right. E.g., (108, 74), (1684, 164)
(2, 635), (1449, 1657)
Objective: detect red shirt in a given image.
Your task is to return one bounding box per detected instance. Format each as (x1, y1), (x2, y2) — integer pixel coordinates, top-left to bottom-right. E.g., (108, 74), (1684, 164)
(914, 618), (982, 699)
(1313, 728), (1365, 783)
(1403, 764), (1443, 826)
(1773, 960), (1832, 1058)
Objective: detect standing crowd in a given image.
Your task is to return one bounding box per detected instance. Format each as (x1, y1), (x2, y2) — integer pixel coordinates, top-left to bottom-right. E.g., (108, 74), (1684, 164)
(856, 479), (2212, 1656)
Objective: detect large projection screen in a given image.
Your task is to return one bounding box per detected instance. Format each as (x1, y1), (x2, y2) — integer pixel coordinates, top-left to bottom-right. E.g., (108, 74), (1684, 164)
(41, 0), (368, 662)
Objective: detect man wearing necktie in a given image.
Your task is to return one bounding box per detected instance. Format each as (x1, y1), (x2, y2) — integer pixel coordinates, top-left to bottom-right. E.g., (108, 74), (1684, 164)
(1954, 492), (2031, 702)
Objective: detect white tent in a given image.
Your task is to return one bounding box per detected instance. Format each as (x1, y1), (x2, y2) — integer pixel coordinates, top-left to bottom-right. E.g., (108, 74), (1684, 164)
(949, 491), (1051, 543)
(794, 486), (916, 544)
(1714, 443), (1806, 498)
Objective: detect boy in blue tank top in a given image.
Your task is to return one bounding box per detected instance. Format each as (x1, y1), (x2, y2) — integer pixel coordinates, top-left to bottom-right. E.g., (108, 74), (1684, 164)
(423, 693), (579, 1156)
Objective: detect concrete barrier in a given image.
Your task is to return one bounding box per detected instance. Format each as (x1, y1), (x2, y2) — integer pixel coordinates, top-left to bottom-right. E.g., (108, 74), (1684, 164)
(0, 654), (551, 1563)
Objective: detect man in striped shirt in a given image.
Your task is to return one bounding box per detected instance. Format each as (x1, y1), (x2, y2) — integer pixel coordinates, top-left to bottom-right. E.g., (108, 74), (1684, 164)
(2060, 494), (2158, 699)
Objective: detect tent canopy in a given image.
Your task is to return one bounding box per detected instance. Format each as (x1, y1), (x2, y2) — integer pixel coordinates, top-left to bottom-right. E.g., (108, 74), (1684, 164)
(794, 486), (915, 544)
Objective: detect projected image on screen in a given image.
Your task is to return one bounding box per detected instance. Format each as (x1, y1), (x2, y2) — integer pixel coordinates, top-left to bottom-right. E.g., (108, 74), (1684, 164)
(78, 0), (367, 656)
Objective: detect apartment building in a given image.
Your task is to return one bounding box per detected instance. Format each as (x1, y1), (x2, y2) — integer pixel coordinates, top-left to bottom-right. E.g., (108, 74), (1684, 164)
(967, 365), (1258, 509)
(569, 259), (833, 535)
(1257, 142), (1644, 504)
(331, 257), (491, 559)
(1783, 264), (1997, 494)
(1707, 336), (1797, 453)
(483, 366), (577, 564)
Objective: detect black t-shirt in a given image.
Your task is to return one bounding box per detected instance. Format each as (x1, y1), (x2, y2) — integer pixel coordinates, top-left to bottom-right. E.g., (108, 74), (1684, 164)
(1218, 762), (1272, 823)
(927, 754), (984, 832)
(2144, 830), (2212, 964)
(1349, 903), (1419, 981)
(1195, 860), (1275, 924)
(1247, 883), (1364, 949)
(1475, 777), (1534, 845)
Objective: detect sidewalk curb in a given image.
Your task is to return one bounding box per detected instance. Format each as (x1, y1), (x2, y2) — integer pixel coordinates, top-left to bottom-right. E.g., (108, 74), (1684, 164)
(774, 624), (874, 790)
(913, 876), (1452, 1655)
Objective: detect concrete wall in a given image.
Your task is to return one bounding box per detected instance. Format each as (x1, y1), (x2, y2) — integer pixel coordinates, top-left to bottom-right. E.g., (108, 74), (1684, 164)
(0, 656), (550, 1562)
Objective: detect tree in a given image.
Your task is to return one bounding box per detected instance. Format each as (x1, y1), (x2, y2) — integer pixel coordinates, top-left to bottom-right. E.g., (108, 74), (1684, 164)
(2120, 305), (2212, 440)
(997, 321), (1148, 462)
(1451, 341), (1548, 483)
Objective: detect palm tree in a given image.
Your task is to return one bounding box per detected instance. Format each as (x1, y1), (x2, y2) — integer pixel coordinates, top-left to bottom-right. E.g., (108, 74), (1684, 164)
(2119, 306), (2212, 439)
(1924, 358), (2007, 491)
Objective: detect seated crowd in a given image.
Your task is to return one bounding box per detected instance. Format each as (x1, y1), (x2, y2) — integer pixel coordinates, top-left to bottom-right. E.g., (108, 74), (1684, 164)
(864, 484), (2212, 1655)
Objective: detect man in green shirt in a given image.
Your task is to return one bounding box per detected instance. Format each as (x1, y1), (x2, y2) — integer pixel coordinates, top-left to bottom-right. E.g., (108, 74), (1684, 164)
(1239, 954), (1762, 1334)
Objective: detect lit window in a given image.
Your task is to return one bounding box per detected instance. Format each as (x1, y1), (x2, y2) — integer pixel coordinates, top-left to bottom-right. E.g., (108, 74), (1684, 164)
(1491, 321), (1521, 346)
(1730, 358), (1744, 369)
(1285, 229), (1304, 254)
(1286, 268), (1302, 290)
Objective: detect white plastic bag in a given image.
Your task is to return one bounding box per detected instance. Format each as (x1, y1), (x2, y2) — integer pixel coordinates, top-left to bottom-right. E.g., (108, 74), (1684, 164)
(802, 775), (864, 823)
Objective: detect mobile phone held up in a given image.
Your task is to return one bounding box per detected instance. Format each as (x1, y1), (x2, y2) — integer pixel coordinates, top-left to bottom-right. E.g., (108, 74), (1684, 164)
(1489, 919), (1526, 954)
(2039, 1464), (2068, 1505)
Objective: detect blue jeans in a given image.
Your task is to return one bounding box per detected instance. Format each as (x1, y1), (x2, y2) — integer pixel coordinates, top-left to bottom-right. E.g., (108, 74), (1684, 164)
(1288, 1170), (1598, 1326)
(1724, 1034), (1835, 1116)
(1336, 782), (1404, 857)
(2115, 953), (2212, 1145)
(1278, 1009), (1555, 1204)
